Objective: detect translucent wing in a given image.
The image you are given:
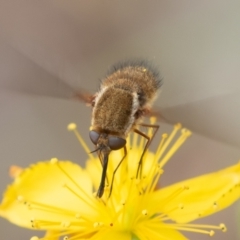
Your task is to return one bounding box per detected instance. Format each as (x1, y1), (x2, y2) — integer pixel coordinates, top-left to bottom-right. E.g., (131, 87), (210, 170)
(3, 74), (95, 106)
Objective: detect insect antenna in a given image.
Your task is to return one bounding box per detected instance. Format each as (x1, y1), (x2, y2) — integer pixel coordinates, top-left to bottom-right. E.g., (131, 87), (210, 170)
(89, 146), (101, 154)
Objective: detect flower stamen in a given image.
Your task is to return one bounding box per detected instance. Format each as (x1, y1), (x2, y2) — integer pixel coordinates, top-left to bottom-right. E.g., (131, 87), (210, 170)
(132, 129), (139, 148)
(67, 123), (94, 160)
(159, 127), (192, 168)
(155, 133), (168, 161)
(145, 164), (163, 194)
(158, 186), (189, 209)
(63, 184), (99, 212)
(156, 123), (182, 162)
(54, 160), (92, 200)
(19, 198), (77, 216)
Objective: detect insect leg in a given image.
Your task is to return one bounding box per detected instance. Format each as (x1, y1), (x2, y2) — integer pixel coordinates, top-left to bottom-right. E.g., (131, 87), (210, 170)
(108, 146), (127, 198)
(134, 123), (159, 178)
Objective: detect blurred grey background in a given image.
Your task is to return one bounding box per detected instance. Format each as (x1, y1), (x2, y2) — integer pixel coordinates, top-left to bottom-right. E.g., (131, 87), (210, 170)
(0, 1), (240, 239)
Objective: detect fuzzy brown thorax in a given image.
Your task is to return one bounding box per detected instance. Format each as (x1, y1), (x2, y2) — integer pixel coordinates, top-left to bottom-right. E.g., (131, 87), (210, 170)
(91, 63), (161, 137)
(92, 87), (137, 136)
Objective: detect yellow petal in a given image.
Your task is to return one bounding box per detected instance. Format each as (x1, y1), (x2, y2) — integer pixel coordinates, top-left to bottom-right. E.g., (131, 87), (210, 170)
(91, 229), (132, 240)
(134, 221), (188, 240)
(0, 160), (99, 229)
(30, 231), (60, 240)
(44, 231), (60, 240)
(150, 162), (240, 223)
(85, 157), (102, 191)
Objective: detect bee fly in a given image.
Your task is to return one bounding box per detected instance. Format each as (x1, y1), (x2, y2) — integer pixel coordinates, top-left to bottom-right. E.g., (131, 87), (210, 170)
(79, 61), (162, 198)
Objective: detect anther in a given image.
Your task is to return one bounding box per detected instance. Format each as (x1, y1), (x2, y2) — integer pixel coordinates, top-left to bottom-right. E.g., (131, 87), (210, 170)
(213, 202), (218, 209)
(209, 230), (215, 236)
(150, 116), (157, 124)
(30, 219), (38, 229)
(174, 123), (182, 129)
(162, 133), (168, 138)
(181, 128), (192, 136)
(156, 164), (163, 171)
(9, 165), (23, 178)
(67, 123), (77, 131)
(17, 195), (24, 203)
(178, 204), (184, 209)
(220, 223), (227, 232)
(93, 222), (103, 228)
(30, 237), (39, 240)
(50, 158), (58, 164)
(61, 221), (71, 228)
(142, 209), (148, 216)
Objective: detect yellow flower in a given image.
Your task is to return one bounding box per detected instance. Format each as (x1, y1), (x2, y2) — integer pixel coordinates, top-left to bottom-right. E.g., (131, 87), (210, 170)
(0, 122), (239, 240)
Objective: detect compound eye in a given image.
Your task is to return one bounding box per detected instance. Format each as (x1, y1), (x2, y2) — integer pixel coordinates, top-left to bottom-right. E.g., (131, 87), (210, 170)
(108, 136), (126, 150)
(89, 130), (100, 145)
